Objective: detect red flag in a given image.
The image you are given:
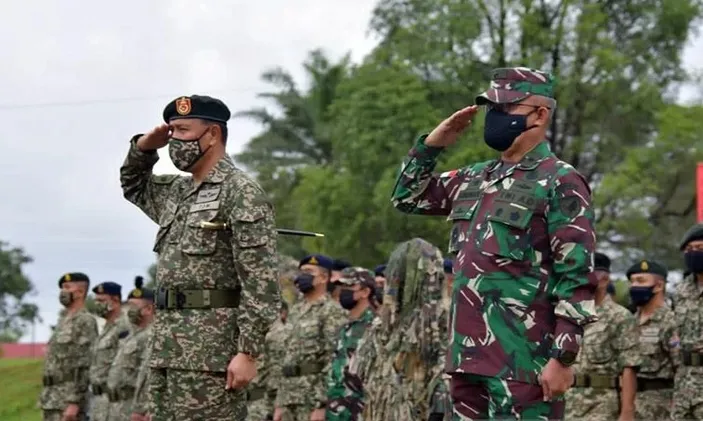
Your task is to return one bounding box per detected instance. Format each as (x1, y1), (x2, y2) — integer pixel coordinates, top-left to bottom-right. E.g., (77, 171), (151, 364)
(697, 163), (703, 222)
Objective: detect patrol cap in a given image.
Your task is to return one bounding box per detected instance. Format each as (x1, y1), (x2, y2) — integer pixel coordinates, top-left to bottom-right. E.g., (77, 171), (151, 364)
(299, 254), (334, 270)
(332, 259), (352, 272)
(127, 276), (154, 302)
(92, 282), (122, 298)
(594, 252), (611, 272)
(475, 67), (556, 105)
(58, 272), (90, 288)
(374, 264), (386, 277)
(162, 95), (231, 124)
(443, 258), (453, 274)
(626, 260), (668, 280)
(679, 223), (703, 250)
(336, 267), (377, 291)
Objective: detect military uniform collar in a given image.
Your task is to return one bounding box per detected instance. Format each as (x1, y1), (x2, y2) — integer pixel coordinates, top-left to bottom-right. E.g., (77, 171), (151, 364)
(487, 140), (553, 173)
(204, 155), (235, 184)
(636, 304), (667, 325)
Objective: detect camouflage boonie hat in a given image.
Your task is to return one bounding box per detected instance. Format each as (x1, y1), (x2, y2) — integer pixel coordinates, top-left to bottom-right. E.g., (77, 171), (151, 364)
(336, 267), (377, 291)
(475, 67), (556, 105)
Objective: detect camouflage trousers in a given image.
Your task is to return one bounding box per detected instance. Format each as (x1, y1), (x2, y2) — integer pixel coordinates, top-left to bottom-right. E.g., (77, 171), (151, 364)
(564, 387), (618, 421)
(635, 389), (672, 420)
(280, 404), (314, 421)
(450, 373), (565, 420)
(147, 367), (247, 421)
(247, 398), (272, 421)
(107, 398), (134, 421)
(43, 410), (87, 421)
(90, 394), (110, 421)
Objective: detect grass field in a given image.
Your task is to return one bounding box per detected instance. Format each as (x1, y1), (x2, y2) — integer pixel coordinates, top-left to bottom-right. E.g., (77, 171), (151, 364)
(0, 358), (43, 421)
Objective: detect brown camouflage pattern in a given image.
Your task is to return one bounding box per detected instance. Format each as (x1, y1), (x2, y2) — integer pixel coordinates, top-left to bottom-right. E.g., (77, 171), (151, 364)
(475, 67), (556, 105)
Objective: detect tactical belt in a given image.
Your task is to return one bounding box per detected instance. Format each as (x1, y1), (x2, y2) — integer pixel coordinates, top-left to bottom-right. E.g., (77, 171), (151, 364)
(91, 383), (107, 396)
(246, 386), (267, 401)
(636, 378), (673, 392)
(281, 363), (324, 377)
(572, 374), (618, 389)
(108, 387), (135, 402)
(682, 351), (703, 367)
(42, 372), (75, 387)
(155, 287), (241, 310)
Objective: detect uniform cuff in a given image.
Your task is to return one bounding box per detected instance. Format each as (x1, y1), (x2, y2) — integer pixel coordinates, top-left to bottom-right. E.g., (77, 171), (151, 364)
(552, 319), (583, 355)
(129, 134), (160, 159)
(238, 335), (264, 359)
(409, 134), (444, 162)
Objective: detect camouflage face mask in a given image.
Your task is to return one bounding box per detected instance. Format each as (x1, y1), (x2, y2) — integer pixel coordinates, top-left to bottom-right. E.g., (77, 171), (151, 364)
(167, 127), (212, 171)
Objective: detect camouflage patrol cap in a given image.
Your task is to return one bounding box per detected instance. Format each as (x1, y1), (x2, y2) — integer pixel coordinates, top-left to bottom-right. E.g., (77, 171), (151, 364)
(336, 267), (377, 291)
(475, 67), (556, 105)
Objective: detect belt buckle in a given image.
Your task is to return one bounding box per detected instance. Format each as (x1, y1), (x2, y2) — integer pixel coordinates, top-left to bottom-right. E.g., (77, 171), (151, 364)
(156, 288), (168, 310)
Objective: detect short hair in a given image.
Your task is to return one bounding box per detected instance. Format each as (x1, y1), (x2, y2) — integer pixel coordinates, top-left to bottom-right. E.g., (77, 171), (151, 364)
(204, 120), (228, 144)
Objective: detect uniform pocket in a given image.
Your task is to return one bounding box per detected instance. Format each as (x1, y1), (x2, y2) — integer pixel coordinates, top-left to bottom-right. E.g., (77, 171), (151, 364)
(181, 210), (219, 255)
(232, 205), (270, 249)
(447, 202), (478, 254)
(584, 323), (613, 364)
(485, 201), (534, 261)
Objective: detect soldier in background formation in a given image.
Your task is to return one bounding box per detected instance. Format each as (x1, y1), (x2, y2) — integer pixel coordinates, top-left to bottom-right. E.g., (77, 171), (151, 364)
(89, 282), (130, 421)
(40, 273), (99, 421)
(106, 278), (155, 421)
(625, 259), (679, 420)
(565, 252), (640, 421)
(329, 259), (352, 301)
(372, 265), (385, 304)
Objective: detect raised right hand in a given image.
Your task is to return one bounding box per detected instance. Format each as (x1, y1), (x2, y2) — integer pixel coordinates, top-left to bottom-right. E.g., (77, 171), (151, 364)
(136, 123), (170, 151)
(424, 105), (479, 148)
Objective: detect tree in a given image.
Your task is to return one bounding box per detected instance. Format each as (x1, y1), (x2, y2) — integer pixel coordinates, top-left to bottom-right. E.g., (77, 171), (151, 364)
(0, 241), (40, 342)
(146, 263), (156, 289)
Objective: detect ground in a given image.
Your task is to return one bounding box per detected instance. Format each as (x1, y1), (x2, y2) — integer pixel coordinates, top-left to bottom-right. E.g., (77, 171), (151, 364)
(0, 358), (43, 421)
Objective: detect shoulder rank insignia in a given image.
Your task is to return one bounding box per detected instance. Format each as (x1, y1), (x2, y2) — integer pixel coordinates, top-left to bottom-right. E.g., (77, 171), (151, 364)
(641, 261), (649, 271)
(118, 330), (129, 339)
(176, 96), (191, 115)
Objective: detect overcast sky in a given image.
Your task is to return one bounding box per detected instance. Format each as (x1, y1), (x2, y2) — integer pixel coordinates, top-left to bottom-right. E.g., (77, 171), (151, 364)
(1, 1), (701, 343)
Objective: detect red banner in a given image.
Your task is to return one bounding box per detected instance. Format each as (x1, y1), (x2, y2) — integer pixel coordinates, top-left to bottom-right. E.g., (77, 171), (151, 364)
(698, 163), (703, 223)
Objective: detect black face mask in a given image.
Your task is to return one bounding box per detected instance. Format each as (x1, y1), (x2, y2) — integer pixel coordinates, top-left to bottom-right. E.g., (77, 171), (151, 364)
(327, 281), (337, 294)
(294, 273), (315, 294)
(339, 289), (358, 310)
(685, 251), (703, 274)
(629, 286), (655, 307)
(483, 108), (537, 152)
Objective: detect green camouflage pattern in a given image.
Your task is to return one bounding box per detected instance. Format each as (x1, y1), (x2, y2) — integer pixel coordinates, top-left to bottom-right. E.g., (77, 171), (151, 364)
(248, 316), (288, 420)
(88, 313), (130, 421)
(336, 267), (377, 289)
(274, 295), (346, 412)
(672, 272), (703, 420)
(564, 296), (641, 420)
(120, 137), (281, 370)
(106, 324), (151, 421)
(475, 67), (556, 105)
(391, 137), (598, 385)
(634, 305), (678, 420)
(39, 308), (98, 412)
(326, 307), (375, 421)
(346, 238), (445, 421)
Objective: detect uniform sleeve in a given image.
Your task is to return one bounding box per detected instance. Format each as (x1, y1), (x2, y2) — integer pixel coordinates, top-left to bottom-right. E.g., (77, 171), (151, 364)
(119, 136), (179, 224)
(228, 180), (281, 358)
(131, 335), (152, 414)
(546, 168), (598, 355)
(262, 334), (277, 416)
(390, 135), (465, 216)
(613, 311), (642, 370)
(314, 304), (347, 406)
(66, 314), (98, 404)
(661, 311), (681, 370)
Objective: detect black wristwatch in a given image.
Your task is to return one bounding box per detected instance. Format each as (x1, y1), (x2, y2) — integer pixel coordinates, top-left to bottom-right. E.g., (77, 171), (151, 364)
(548, 349), (577, 367)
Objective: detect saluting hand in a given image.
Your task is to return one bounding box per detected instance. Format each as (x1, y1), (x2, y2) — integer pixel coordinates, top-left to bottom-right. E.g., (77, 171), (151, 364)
(225, 352), (257, 390)
(136, 123), (170, 151)
(424, 105), (479, 148)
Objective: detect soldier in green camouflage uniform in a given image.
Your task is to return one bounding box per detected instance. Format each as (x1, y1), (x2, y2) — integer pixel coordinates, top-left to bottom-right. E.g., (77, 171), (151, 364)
(40, 272), (99, 421)
(346, 238), (446, 421)
(672, 223), (703, 420)
(565, 253), (641, 421)
(325, 267), (377, 421)
(624, 259), (679, 420)
(247, 301), (289, 421)
(120, 95), (280, 420)
(89, 282), (130, 421)
(106, 279), (155, 421)
(274, 255), (346, 421)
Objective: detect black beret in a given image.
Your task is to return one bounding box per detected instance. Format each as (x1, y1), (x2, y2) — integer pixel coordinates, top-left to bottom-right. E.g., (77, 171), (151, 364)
(332, 259), (352, 271)
(374, 264), (386, 277)
(92, 282), (122, 297)
(127, 276), (154, 302)
(626, 260), (668, 280)
(680, 223), (703, 250)
(299, 254), (334, 270)
(162, 95), (231, 124)
(58, 272), (90, 288)
(594, 252), (611, 272)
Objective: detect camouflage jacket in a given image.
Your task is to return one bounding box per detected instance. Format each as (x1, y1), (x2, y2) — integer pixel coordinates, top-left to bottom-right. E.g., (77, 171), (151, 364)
(326, 307), (375, 419)
(89, 313), (130, 388)
(674, 273), (703, 352)
(132, 338), (152, 415)
(107, 324), (151, 395)
(636, 305), (679, 379)
(275, 295), (346, 408)
(40, 308), (98, 410)
(391, 137), (598, 384)
(120, 139), (281, 370)
(247, 317), (287, 415)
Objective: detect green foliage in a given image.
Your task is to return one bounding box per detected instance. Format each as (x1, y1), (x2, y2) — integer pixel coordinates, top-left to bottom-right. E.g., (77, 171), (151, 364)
(0, 241), (40, 342)
(235, 0), (702, 267)
(0, 358), (43, 421)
